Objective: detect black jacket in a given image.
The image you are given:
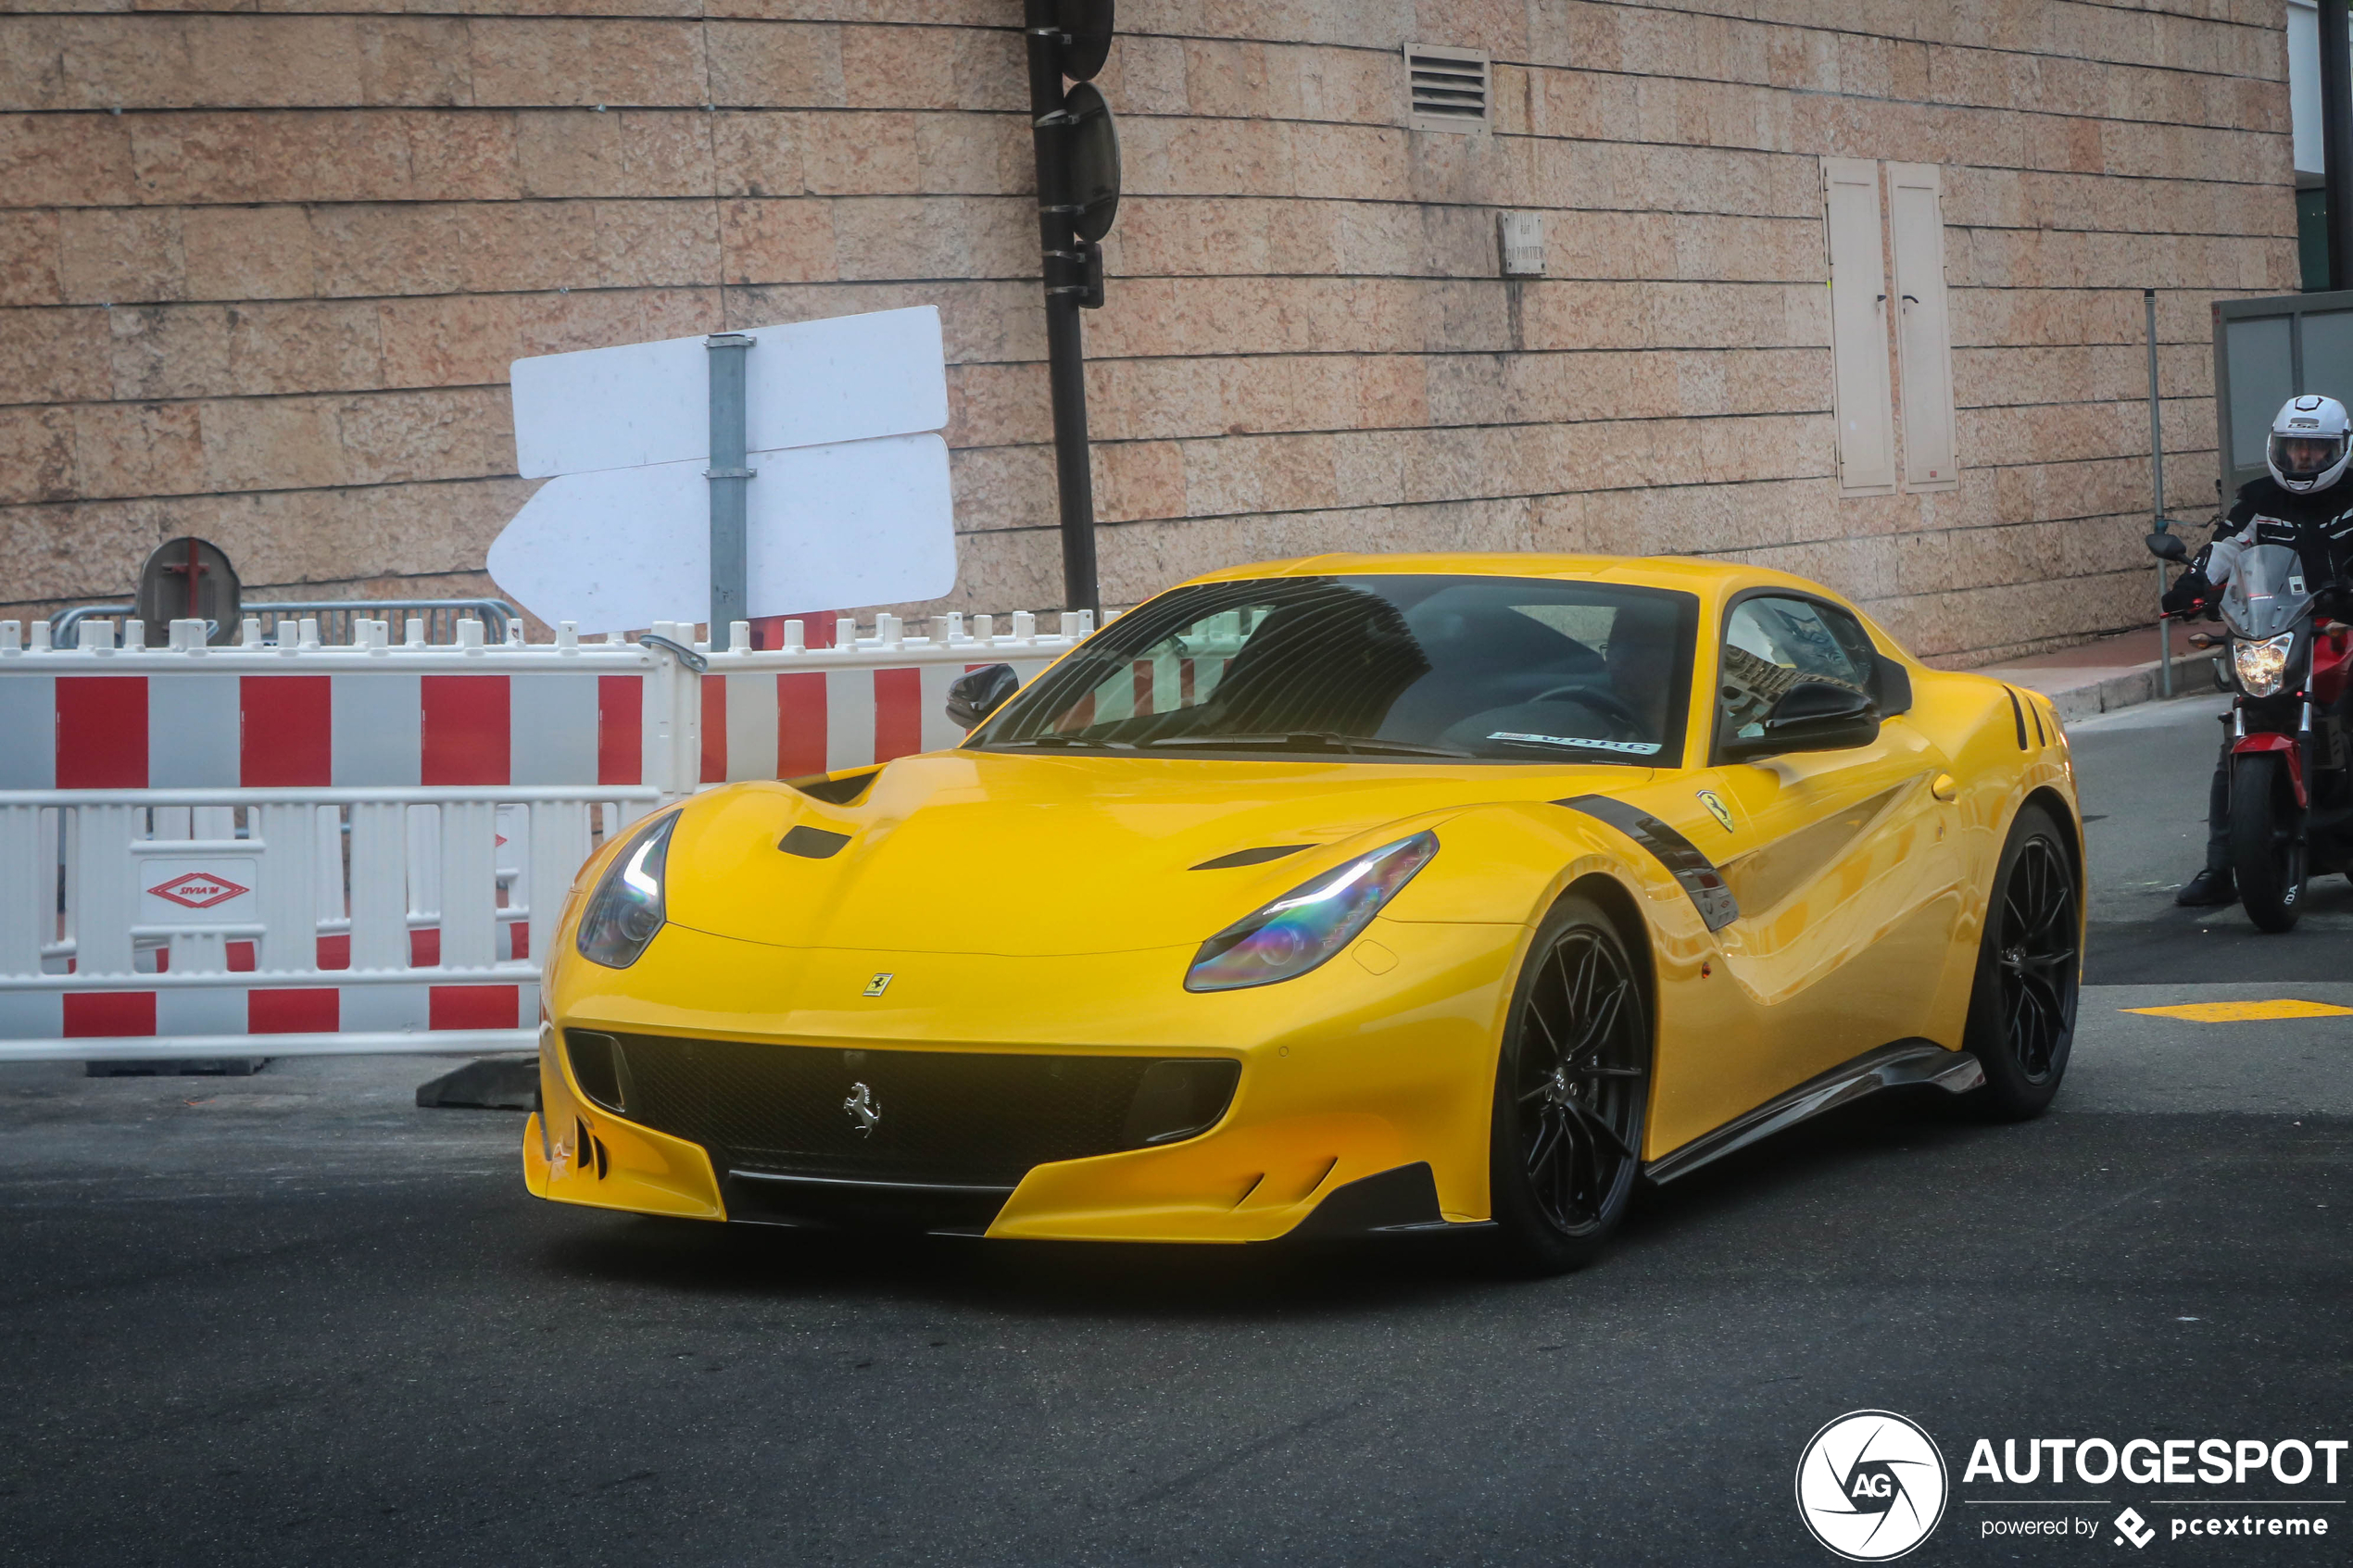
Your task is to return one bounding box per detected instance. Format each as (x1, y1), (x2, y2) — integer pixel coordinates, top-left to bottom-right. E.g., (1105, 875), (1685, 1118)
(2215, 475), (2353, 591)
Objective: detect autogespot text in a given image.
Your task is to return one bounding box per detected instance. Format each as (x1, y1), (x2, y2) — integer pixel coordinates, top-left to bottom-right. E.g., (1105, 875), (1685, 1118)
(1967, 1436), (2343, 1545)
(1963, 1436), (2347, 1487)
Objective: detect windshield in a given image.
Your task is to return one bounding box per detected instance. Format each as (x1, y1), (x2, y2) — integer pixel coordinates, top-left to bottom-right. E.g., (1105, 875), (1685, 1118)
(2221, 543), (2315, 641)
(971, 575), (1700, 765)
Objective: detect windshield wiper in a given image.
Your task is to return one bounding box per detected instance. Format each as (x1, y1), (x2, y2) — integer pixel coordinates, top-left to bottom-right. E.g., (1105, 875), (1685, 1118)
(1139, 732), (1474, 759)
(990, 734), (1135, 750)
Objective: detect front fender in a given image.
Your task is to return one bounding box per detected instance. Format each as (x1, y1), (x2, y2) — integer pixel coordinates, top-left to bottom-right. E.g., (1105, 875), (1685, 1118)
(1379, 798), (1742, 1161)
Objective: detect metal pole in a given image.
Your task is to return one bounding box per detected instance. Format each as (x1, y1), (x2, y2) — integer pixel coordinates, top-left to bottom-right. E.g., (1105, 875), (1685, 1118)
(2145, 289), (2171, 698)
(1025, 0), (1100, 616)
(705, 333), (754, 643)
(2325, 0), (2353, 290)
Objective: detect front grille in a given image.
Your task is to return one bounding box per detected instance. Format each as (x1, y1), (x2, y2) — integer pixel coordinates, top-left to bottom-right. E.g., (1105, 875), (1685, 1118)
(601, 1034), (1229, 1191)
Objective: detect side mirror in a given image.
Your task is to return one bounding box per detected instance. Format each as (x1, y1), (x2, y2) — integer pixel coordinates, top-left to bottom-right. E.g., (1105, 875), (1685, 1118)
(946, 663), (1020, 730)
(1722, 680), (1881, 763)
(2146, 531), (2189, 563)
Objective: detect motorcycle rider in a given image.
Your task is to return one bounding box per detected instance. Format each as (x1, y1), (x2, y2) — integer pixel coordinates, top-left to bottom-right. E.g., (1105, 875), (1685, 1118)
(2162, 395), (2353, 905)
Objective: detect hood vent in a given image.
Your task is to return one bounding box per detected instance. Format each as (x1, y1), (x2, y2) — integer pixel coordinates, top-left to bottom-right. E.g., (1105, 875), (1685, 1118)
(790, 768), (880, 806)
(780, 825), (853, 859)
(1191, 844), (1312, 871)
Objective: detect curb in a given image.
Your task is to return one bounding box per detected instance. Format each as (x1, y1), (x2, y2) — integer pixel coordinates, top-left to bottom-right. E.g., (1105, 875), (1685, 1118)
(2036, 653), (2221, 725)
(1986, 648), (2221, 726)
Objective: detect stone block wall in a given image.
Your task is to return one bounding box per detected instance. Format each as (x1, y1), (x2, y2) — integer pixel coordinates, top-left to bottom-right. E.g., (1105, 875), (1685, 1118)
(0, 1), (2300, 666)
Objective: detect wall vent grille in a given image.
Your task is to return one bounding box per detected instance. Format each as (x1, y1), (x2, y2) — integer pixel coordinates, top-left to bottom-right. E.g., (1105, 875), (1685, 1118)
(1406, 44), (1490, 133)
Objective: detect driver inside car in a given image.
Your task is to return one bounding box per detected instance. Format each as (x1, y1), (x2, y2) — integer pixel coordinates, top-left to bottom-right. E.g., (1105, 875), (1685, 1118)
(2163, 394), (2353, 906)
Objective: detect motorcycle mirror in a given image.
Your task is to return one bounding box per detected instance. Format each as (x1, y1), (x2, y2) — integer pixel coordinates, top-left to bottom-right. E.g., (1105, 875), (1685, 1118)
(947, 663), (1021, 730)
(2145, 531), (2189, 563)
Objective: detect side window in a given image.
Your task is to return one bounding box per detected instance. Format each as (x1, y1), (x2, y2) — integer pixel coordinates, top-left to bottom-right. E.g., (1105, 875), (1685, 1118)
(1718, 596), (1899, 746)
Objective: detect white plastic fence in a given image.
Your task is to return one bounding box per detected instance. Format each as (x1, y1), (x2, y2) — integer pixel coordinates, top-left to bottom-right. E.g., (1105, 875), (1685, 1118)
(0, 608), (1085, 1061)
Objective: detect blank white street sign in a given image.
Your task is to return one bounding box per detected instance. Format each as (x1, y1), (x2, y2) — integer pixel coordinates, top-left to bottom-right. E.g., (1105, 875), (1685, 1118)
(488, 433), (956, 636)
(510, 307), (950, 479)
(491, 307), (958, 631)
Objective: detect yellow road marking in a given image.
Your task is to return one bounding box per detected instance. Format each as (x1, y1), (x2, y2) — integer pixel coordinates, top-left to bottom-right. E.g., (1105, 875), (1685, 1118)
(2122, 999), (2353, 1022)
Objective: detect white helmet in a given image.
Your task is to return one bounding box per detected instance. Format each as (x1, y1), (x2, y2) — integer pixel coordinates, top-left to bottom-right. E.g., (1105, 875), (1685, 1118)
(2267, 395), (2352, 493)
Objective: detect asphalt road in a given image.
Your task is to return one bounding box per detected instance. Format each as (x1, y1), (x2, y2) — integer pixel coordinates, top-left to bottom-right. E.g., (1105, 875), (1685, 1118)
(2, 693), (2346, 1567)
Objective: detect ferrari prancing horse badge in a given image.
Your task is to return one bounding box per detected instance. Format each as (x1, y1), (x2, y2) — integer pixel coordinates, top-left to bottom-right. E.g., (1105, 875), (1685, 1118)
(1696, 789), (1735, 834)
(843, 1083), (881, 1136)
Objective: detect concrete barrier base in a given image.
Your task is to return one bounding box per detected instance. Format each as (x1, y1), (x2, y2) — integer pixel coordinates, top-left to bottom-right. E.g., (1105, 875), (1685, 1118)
(415, 1055), (539, 1111)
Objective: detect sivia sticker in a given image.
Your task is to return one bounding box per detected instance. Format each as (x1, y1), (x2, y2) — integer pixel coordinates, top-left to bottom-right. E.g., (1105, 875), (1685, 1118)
(1488, 732), (1662, 756)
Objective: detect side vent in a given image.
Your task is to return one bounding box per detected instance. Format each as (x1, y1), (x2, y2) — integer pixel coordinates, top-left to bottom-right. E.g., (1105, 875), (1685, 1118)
(572, 1116), (610, 1180)
(1405, 44), (1490, 132)
(565, 1030), (632, 1114)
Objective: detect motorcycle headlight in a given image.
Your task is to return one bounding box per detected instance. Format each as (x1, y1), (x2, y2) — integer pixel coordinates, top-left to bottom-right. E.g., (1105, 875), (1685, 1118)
(1184, 832), (1438, 993)
(2233, 633), (2295, 697)
(574, 812), (677, 969)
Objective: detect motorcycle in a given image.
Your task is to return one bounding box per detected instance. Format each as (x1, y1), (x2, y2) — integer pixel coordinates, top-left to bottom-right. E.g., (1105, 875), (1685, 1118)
(2150, 532), (2353, 931)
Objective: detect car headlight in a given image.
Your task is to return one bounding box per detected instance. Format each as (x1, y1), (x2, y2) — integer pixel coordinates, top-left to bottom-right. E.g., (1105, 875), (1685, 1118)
(2233, 633), (2295, 697)
(574, 811), (677, 969)
(1185, 832), (1438, 992)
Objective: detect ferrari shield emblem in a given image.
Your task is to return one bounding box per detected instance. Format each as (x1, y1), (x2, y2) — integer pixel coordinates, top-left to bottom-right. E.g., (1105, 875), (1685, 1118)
(1695, 789), (1735, 834)
(862, 972), (893, 997)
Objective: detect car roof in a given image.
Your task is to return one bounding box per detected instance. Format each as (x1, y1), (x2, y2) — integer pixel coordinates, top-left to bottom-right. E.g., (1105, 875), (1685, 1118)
(1168, 552), (1919, 666)
(1176, 552), (1840, 602)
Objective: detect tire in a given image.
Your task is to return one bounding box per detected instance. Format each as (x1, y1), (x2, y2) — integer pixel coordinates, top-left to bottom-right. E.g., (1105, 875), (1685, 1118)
(1486, 893), (1652, 1274)
(2229, 751), (2307, 934)
(1964, 803), (2081, 1120)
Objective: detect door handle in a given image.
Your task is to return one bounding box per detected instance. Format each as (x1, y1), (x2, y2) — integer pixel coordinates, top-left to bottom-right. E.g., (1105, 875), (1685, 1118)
(1930, 773), (1957, 802)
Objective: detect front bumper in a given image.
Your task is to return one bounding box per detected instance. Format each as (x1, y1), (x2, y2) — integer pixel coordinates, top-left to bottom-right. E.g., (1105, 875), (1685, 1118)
(525, 918), (1520, 1242)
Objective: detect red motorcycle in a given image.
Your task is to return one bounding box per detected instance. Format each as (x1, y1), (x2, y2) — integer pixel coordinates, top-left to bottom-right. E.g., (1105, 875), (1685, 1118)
(2153, 534), (2353, 931)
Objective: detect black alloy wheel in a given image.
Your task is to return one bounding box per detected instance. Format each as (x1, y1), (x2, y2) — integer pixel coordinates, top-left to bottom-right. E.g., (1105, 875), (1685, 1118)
(2229, 750), (2307, 933)
(1488, 893), (1651, 1273)
(1966, 803), (2081, 1119)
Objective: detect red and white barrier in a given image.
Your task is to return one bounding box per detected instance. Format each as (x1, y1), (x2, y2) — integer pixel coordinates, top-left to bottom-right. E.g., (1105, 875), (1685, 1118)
(691, 611), (1072, 782)
(0, 609), (1085, 1061)
(0, 785), (632, 1061)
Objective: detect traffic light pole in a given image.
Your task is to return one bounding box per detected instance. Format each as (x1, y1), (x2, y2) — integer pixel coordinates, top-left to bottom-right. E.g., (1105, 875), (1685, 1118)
(2324, 0), (2353, 289)
(1025, 0), (1100, 616)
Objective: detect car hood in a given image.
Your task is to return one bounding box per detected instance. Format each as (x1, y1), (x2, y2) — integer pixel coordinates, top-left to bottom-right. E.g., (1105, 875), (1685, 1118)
(660, 750), (1641, 957)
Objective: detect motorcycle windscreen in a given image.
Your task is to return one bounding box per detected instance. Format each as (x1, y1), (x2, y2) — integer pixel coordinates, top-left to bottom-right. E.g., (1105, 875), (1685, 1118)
(2220, 543), (2315, 640)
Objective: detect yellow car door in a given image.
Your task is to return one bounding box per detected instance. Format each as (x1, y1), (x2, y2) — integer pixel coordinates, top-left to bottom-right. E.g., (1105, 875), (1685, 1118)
(1669, 593), (1965, 1098)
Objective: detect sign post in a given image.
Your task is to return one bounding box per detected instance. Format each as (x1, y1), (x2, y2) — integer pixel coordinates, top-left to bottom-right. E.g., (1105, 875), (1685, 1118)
(705, 332), (754, 638)
(2145, 290), (2171, 699)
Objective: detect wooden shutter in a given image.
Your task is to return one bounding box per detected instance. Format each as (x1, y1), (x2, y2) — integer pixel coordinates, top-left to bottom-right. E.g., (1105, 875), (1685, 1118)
(1889, 163), (1958, 492)
(1822, 157), (1895, 495)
